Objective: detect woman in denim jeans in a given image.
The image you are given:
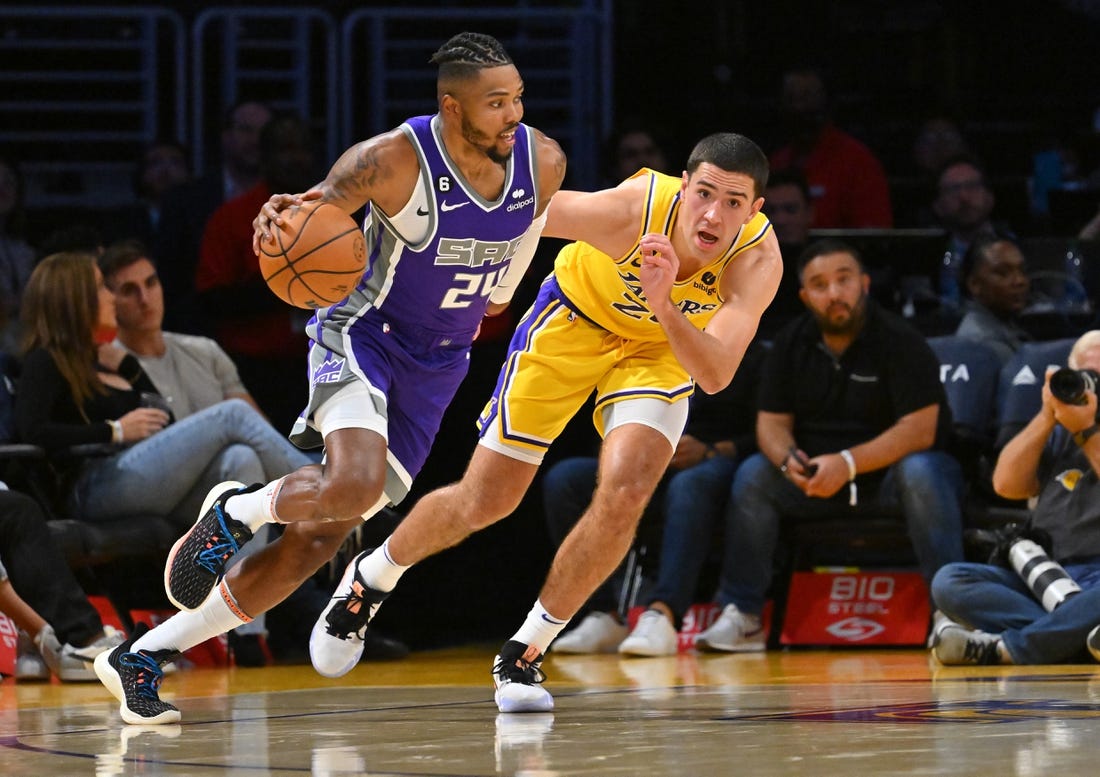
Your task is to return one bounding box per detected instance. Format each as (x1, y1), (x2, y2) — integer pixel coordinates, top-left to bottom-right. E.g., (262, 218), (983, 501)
(13, 251), (312, 531)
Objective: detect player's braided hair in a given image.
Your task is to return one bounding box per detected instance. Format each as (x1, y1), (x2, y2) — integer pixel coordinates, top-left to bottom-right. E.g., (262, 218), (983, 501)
(430, 32), (512, 83)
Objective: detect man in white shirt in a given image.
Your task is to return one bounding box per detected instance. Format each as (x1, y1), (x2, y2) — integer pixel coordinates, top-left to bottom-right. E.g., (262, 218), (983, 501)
(98, 238), (407, 666)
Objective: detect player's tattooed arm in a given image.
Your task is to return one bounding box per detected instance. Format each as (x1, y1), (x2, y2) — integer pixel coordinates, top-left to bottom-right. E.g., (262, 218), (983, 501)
(532, 129), (567, 217)
(253, 130), (419, 253)
(319, 129), (419, 217)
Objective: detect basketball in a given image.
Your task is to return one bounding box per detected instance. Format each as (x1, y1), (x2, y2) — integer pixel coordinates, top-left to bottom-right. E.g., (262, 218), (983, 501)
(258, 201), (366, 309)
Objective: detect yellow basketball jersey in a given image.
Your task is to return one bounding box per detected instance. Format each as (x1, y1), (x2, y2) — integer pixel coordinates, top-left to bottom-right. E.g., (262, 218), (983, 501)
(553, 169), (772, 342)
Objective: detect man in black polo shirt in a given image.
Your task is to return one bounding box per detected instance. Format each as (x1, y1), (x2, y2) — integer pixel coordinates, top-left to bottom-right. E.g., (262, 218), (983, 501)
(695, 238), (966, 651)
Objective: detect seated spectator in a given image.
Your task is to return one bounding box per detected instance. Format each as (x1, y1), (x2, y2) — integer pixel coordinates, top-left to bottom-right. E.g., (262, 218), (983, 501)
(156, 99), (273, 334)
(1028, 124), (1088, 225)
(0, 152), (36, 354)
(195, 113), (316, 432)
(98, 239), (409, 664)
(895, 115), (970, 229)
(0, 485), (123, 680)
(546, 342), (764, 656)
(14, 252), (313, 534)
(955, 233), (1031, 365)
(695, 239), (965, 651)
(758, 169), (814, 339)
(103, 139), (192, 247)
(603, 124), (672, 184)
(927, 154), (1011, 314)
(912, 116), (969, 181)
(930, 330), (1100, 665)
(100, 239), (267, 422)
(768, 67), (893, 229)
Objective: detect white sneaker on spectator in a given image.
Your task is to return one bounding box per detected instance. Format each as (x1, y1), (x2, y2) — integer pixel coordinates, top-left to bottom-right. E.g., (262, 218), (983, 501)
(618, 610), (678, 657)
(16, 652), (49, 681)
(551, 612), (628, 654)
(16, 629), (50, 680)
(926, 609), (957, 649)
(59, 625), (125, 681)
(33, 624), (63, 677)
(695, 604), (765, 652)
(1088, 625), (1100, 662)
(931, 623), (1006, 665)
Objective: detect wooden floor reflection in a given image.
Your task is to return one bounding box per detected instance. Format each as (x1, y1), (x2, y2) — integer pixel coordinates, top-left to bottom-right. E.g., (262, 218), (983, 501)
(5, 646), (1100, 775)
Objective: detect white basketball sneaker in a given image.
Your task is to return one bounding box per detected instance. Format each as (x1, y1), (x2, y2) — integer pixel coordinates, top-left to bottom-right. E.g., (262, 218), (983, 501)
(309, 550), (390, 678)
(551, 612), (628, 654)
(618, 609), (679, 657)
(492, 640), (554, 713)
(694, 603), (765, 652)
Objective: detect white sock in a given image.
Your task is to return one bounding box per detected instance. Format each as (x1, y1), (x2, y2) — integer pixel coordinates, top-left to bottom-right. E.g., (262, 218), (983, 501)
(510, 599), (569, 655)
(225, 478), (286, 532)
(132, 581), (252, 655)
(356, 538), (410, 593)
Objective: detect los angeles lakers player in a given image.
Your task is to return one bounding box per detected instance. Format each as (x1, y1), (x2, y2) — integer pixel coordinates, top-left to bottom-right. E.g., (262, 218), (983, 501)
(310, 132), (782, 713)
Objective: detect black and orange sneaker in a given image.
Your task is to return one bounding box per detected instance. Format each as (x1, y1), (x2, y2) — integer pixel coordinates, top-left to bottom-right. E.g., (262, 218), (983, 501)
(93, 623), (181, 725)
(164, 481), (259, 611)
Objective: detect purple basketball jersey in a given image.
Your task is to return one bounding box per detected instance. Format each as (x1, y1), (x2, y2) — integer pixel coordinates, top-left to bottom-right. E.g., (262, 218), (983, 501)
(292, 115), (541, 498)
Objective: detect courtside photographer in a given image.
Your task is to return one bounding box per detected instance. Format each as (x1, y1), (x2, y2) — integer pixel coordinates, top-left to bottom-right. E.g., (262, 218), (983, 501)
(929, 330), (1100, 664)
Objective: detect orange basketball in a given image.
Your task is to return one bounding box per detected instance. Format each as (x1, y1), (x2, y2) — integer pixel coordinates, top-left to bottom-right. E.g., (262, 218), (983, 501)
(258, 201), (366, 309)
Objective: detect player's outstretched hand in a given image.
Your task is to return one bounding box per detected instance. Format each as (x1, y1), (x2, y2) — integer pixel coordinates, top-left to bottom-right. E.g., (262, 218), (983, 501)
(252, 190), (323, 255)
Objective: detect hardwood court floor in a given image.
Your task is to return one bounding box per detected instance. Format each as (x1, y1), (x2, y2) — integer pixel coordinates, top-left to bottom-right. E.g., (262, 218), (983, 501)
(4, 646), (1100, 776)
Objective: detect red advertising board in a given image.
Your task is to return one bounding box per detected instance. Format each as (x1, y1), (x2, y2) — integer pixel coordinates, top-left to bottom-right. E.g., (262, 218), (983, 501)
(0, 613), (16, 677)
(780, 569), (930, 646)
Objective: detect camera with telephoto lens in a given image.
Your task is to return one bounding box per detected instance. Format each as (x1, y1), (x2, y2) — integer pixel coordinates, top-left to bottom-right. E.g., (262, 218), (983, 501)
(964, 521), (1079, 611)
(1007, 539), (1081, 611)
(1049, 367), (1100, 405)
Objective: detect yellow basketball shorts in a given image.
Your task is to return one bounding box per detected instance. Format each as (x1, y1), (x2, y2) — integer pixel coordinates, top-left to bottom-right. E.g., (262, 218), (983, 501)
(477, 276), (693, 463)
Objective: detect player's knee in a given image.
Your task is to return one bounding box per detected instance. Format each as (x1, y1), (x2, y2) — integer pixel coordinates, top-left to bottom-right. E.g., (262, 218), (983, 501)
(596, 479), (651, 519)
(279, 523), (352, 573)
(315, 470), (386, 520)
(457, 483), (523, 531)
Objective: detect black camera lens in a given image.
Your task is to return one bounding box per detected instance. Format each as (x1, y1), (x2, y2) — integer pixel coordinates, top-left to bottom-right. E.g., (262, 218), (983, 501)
(1050, 368), (1099, 405)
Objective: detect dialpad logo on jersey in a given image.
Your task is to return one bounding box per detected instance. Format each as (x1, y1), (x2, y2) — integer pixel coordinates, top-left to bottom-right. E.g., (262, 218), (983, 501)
(507, 194), (535, 212)
(313, 355), (345, 385)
